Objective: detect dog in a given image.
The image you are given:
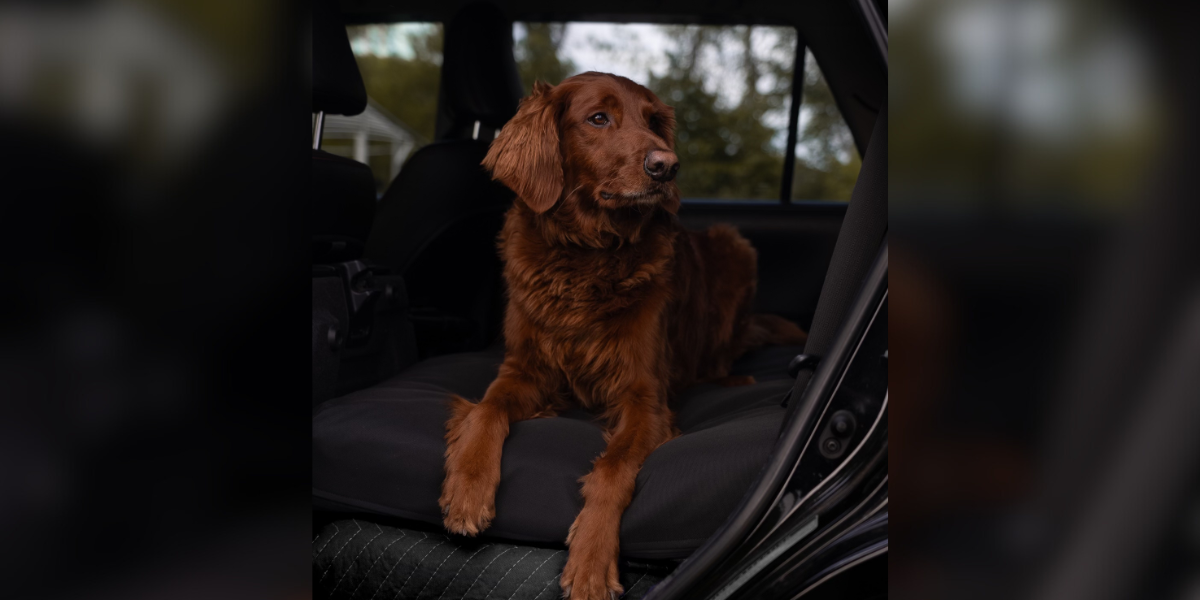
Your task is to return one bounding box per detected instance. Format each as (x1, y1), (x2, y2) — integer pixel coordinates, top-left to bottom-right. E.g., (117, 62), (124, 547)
(439, 72), (807, 600)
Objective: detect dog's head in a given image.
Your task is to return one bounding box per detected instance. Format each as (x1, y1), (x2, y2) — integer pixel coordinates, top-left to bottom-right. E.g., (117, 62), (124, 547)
(482, 72), (680, 217)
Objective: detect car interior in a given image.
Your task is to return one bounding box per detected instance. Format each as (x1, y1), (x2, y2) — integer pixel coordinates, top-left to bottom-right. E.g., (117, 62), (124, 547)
(312, 0), (886, 598)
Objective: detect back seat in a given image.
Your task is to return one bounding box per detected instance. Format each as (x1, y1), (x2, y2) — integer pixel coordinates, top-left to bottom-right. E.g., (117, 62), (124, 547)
(363, 2), (525, 358)
(313, 343), (803, 560)
(311, 0), (416, 404)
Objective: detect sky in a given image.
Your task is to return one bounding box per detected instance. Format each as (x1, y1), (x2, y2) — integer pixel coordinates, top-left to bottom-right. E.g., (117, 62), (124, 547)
(351, 21), (791, 110)
(544, 23), (670, 85)
(519, 23), (796, 113)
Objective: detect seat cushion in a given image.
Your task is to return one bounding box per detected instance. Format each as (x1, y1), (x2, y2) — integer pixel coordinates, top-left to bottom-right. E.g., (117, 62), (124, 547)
(312, 344), (801, 559)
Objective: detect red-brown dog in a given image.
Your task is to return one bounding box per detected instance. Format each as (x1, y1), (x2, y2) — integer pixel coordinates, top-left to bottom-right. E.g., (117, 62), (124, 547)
(440, 72), (806, 600)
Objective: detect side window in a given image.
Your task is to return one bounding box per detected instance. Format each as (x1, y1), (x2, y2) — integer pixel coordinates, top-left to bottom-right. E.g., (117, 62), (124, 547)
(331, 22), (860, 202)
(513, 23), (860, 202)
(331, 23), (444, 197)
(792, 48), (862, 203)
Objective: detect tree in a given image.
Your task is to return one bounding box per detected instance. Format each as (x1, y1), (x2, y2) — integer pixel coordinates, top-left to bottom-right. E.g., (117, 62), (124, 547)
(791, 50), (862, 202)
(346, 22), (578, 136)
(345, 24), (443, 142)
(645, 25), (861, 201)
(647, 26), (795, 200)
(343, 22), (861, 201)
(514, 23), (575, 92)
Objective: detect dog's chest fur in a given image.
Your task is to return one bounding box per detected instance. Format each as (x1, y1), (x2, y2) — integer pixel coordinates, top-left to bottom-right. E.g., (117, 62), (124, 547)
(503, 220), (675, 322)
(499, 210), (680, 403)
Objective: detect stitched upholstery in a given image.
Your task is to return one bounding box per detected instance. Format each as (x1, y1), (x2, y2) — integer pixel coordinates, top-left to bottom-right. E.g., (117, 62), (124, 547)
(312, 519), (669, 600)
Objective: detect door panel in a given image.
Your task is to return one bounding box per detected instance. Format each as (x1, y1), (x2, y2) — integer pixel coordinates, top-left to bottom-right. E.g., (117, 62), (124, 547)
(678, 201), (846, 331)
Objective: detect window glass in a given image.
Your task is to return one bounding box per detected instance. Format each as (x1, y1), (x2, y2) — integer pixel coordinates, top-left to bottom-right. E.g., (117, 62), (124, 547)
(333, 21), (859, 202)
(514, 23), (861, 202)
(334, 23), (443, 196)
(792, 48), (862, 202)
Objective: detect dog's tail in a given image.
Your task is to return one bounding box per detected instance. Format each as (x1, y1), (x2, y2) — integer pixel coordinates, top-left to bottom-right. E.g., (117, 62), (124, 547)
(744, 313), (808, 348)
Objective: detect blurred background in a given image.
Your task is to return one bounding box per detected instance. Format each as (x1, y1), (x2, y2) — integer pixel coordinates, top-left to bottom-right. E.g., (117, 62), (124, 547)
(0, 1), (309, 599)
(889, 0), (1200, 599)
(0, 0), (1197, 599)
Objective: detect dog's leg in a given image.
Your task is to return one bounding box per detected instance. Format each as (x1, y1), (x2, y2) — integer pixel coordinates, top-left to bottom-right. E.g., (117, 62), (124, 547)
(441, 360), (551, 536)
(561, 383), (672, 600)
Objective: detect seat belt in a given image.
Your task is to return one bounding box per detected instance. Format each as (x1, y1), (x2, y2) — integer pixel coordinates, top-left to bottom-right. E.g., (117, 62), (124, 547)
(782, 105), (888, 425)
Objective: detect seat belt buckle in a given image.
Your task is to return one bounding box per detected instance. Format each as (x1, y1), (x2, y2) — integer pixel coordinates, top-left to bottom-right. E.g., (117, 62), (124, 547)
(781, 354), (821, 407)
(787, 354), (821, 378)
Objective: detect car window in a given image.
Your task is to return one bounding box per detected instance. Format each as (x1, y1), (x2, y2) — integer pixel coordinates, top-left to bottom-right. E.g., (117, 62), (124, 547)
(790, 47), (863, 203)
(515, 23), (860, 203)
(337, 22), (443, 196)
(338, 21), (859, 203)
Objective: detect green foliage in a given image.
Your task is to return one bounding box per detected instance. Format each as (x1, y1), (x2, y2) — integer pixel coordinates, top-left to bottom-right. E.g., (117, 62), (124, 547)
(791, 53), (862, 202)
(345, 22), (860, 202)
(345, 24), (443, 142)
(646, 26), (860, 201)
(647, 26), (794, 200)
(514, 23), (576, 93)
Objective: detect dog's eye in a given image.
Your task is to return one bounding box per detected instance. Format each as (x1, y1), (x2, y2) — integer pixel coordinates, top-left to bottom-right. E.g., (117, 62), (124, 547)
(587, 112), (609, 127)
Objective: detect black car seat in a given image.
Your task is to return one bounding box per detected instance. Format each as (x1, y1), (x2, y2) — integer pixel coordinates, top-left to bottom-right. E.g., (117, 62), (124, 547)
(312, 0), (415, 404)
(363, 2), (525, 359)
(311, 0), (373, 264)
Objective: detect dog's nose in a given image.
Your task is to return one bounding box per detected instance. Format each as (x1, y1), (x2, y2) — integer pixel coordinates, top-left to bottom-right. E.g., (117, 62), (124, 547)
(644, 150), (680, 182)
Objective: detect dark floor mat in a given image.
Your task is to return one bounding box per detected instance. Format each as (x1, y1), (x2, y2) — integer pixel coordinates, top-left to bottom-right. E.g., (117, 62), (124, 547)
(313, 519), (671, 600)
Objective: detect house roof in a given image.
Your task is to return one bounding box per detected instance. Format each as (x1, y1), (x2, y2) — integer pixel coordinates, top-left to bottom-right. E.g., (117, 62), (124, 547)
(323, 97), (428, 145)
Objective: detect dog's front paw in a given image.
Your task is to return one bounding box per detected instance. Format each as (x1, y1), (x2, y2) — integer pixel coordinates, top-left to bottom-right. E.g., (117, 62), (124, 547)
(441, 395), (501, 536)
(439, 472), (496, 536)
(439, 479), (495, 536)
(561, 514), (621, 600)
(560, 550), (621, 600)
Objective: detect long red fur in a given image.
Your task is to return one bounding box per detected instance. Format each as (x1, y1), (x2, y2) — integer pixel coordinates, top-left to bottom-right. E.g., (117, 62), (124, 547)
(439, 72), (807, 600)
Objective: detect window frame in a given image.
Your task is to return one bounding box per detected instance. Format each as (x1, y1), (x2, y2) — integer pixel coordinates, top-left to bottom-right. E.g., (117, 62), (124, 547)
(780, 31), (806, 204)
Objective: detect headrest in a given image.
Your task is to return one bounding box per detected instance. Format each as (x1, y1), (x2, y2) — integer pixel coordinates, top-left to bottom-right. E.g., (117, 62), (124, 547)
(312, 0), (367, 115)
(434, 2), (526, 140)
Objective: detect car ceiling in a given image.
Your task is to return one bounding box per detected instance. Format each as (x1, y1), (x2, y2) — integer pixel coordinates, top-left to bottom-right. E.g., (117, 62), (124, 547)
(338, 0), (886, 153)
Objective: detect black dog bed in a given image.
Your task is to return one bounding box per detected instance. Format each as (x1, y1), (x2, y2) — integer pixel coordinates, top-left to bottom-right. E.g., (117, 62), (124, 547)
(313, 344), (800, 559)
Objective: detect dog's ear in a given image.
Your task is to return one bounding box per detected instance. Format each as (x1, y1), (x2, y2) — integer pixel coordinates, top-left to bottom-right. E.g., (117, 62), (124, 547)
(482, 81), (563, 214)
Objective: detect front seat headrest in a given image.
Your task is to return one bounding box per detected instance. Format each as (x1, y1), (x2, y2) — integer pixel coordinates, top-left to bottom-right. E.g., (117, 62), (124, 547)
(434, 2), (526, 140)
(312, 0), (367, 115)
